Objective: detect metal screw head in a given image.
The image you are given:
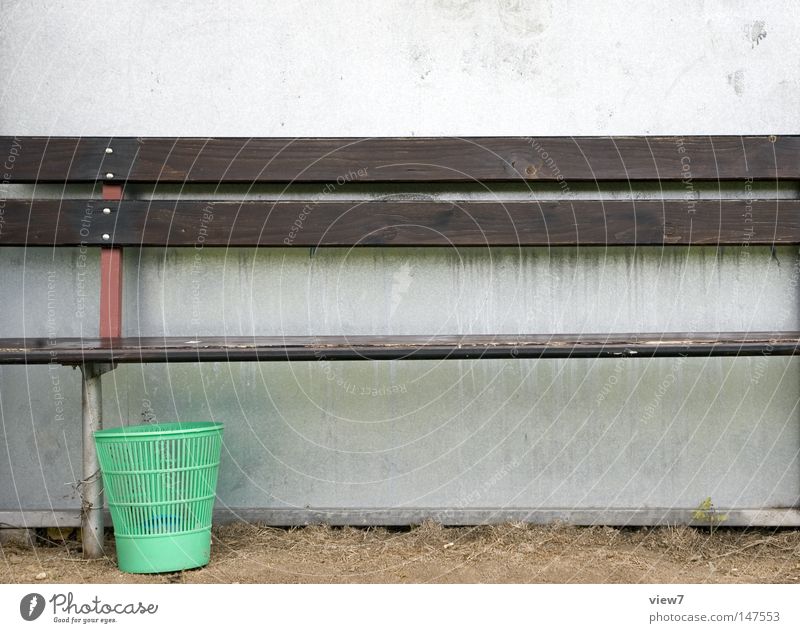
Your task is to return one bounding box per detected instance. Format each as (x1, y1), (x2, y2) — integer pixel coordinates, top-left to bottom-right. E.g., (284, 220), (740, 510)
(102, 207), (111, 215)
(105, 172), (114, 179)
(101, 233), (110, 241)
(105, 147), (113, 154)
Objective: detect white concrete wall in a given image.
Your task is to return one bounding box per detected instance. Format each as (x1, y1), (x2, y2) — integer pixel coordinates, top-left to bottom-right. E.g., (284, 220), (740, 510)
(2, 0), (797, 135)
(1, 0), (799, 521)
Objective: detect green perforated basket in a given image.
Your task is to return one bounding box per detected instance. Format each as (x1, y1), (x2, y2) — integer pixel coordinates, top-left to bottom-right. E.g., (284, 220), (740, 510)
(94, 421), (223, 574)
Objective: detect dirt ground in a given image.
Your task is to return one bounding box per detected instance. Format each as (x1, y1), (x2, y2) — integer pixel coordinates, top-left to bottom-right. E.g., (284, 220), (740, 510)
(2, 523), (800, 584)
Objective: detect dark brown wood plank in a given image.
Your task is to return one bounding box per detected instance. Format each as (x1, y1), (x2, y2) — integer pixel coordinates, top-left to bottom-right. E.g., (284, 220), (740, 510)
(0, 137), (137, 183)
(2, 136), (797, 183)
(0, 333), (797, 364)
(2, 198), (798, 246)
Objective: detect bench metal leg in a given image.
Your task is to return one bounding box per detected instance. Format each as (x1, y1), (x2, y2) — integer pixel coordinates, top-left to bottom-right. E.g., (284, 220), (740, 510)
(80, 362), (110, 559)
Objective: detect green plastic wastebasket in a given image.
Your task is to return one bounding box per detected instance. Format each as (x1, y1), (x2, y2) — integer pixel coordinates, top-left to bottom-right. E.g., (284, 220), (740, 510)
(94, 421), (223, 574)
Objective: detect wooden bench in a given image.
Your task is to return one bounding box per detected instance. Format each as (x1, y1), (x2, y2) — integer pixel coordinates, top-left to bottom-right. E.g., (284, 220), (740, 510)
(1, 135), (799, 558)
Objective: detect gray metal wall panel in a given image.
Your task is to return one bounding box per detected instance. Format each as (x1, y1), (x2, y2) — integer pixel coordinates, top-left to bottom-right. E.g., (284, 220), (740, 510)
(4, 246), (798, 517)
(0, 248), (98, 514)
(101, 356), (800, 511)
(2, 0), (799, 523)
(123, 246), (800, 337)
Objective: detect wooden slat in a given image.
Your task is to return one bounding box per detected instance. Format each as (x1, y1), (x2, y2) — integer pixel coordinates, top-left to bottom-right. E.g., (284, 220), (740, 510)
(0, 333), (797, 364)
(2, 199), (797, 246)
(0, 137), (137, 183)
(1, 136), (797, 183)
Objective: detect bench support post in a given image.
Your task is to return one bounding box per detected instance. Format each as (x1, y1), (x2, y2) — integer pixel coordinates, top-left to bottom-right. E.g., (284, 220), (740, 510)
(79, 181), (124, 558)
(100, 183), (123, 339)
(80, 362), (112, 559)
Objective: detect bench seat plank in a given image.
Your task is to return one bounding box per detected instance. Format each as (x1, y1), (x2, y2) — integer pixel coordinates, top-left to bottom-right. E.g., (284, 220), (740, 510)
(2, 136), (797, 183)
(3, 199), (798, 246)
(1, 333), (797, 364)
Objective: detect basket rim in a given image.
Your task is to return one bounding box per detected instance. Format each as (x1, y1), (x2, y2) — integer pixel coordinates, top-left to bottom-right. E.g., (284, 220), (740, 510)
(94, 421), (223, 439)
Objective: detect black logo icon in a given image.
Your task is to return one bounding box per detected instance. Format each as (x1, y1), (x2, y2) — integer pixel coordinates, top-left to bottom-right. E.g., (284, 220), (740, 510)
(20, 593), (46, 621)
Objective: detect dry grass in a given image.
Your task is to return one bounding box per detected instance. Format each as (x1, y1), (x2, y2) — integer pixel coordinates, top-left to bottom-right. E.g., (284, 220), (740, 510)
(2, 523), (800, 584)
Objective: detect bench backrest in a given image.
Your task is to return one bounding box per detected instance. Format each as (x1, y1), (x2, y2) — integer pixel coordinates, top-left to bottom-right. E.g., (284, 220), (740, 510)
(1, 135), (798, 248)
